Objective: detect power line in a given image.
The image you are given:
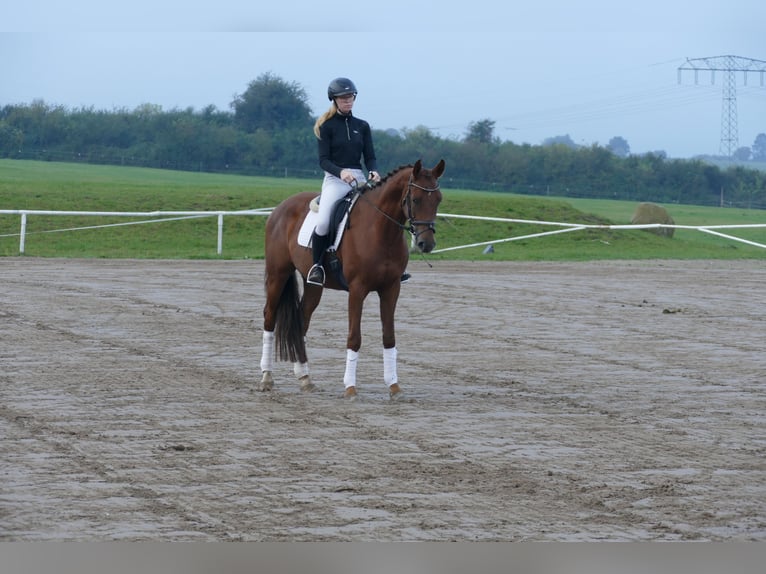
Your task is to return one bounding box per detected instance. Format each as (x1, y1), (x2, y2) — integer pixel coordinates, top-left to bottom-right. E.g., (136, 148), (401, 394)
(428, 84), (723, 139)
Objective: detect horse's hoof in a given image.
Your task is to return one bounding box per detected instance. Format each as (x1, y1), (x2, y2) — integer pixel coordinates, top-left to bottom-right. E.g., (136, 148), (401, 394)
(343, 387), (358, 401)
(257, 372), (274, 392)
(299, 375), (317, 393)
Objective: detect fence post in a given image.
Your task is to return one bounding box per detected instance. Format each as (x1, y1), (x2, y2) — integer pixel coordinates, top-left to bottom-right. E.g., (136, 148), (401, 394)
(217, 213), (224, 255)
(19, 212), (27, 254)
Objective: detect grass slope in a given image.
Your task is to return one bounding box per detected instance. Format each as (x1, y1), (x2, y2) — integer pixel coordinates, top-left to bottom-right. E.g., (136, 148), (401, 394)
(1, 159), (764, 260)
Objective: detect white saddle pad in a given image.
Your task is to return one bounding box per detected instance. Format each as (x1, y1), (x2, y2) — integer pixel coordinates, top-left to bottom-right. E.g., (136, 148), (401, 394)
(297, 196), (353, 249)
(297, 209), (320, 247)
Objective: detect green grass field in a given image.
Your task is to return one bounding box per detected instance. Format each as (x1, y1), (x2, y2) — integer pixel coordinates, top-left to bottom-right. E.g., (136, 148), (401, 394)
(1, 159), (764, 260)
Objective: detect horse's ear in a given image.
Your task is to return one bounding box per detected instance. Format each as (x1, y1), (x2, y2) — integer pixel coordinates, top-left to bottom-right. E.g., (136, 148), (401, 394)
(413, 159), (422, 177)
(432, 159), (445, 179)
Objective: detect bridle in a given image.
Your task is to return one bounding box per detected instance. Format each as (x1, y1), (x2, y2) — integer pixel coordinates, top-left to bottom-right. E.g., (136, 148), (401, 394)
(355, 173), (440, 240)
(401, 175), (440, 239)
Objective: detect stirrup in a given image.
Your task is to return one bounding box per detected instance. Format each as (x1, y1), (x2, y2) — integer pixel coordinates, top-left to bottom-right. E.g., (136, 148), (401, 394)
(307, 264), (325, 286)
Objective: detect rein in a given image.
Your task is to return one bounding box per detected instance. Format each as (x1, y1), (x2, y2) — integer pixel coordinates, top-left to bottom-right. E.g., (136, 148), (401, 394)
(356, 174), (440, 239)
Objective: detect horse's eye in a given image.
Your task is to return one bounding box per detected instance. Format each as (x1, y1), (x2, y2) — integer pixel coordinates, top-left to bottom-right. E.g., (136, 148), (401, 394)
(412, 198), (422, 206)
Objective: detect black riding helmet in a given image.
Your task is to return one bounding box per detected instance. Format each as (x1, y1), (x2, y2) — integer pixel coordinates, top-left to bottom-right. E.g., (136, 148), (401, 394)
(327, 77), (357, 101)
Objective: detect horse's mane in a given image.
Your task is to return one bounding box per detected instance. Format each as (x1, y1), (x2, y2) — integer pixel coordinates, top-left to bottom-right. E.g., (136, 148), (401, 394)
(366, 164), (413, 190)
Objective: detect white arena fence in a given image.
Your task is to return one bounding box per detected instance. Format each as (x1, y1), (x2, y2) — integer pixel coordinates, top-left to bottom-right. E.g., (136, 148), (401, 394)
(1, 209), (765, 255)
(0, 209), (273, 255)
(430, 214), (766, 252)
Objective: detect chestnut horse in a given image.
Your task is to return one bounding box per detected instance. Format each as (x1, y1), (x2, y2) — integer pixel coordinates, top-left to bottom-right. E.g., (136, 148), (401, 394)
(258, 159), (445, 400)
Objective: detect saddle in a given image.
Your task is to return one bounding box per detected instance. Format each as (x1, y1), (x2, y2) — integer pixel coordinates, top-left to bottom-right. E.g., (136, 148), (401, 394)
(311, 190), (357, 244)
(304, 190), (362, 291)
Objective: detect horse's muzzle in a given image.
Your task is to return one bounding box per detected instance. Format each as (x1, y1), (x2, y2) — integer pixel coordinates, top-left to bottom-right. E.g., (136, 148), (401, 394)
(410, 220), (436, 253)
(419, 241), (435, 253)
(417, 231), (436, 253)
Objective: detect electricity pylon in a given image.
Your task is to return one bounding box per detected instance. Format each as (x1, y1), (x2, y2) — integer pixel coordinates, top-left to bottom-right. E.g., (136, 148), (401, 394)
(677, 55), (766, 158)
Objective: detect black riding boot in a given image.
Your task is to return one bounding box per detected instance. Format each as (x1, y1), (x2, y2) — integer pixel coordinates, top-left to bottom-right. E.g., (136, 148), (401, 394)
(307, 232), (329, 286)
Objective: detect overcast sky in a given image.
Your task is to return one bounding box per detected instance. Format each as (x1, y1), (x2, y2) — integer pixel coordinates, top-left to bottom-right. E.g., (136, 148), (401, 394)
(2, 1), (765, 159)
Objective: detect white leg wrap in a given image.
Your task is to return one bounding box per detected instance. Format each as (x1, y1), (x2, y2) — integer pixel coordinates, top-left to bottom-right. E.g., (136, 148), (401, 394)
(293, 361), (309, 378)
(384, 346), (398, 387)
(343, 349), (359, 389)
(260, 330), (275, 372)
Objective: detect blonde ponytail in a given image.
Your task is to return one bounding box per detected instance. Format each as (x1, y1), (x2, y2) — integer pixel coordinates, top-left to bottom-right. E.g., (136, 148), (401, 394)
(313, 103), (338, 138)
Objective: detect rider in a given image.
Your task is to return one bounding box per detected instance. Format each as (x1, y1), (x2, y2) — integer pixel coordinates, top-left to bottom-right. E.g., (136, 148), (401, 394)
(309, 77), (410, 286)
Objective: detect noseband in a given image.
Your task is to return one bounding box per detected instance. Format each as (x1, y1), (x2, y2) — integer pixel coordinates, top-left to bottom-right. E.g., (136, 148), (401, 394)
(402, 175), (440, 239)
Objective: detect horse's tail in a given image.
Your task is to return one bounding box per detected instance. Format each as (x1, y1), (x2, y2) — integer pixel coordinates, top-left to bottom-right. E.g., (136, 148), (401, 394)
(273, 271), (308, 364)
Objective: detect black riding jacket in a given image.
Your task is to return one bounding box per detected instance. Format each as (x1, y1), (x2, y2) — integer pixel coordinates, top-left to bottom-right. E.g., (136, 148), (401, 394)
(317, 111), (378, 178)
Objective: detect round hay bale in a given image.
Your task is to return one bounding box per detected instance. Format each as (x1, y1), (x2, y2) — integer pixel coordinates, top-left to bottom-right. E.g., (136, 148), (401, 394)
(631, 202), (675, 238)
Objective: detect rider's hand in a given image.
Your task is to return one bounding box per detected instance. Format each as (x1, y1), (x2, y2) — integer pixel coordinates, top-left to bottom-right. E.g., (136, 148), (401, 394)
(339, 169), (355, 184)
(369, 171), (381, 183)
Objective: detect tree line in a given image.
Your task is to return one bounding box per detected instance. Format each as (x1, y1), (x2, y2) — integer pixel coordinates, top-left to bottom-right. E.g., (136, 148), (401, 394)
(1, 72), (764, 209)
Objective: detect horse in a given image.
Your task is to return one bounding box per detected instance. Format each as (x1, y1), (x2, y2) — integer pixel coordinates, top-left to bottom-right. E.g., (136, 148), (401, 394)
(257, 158), (446, 401)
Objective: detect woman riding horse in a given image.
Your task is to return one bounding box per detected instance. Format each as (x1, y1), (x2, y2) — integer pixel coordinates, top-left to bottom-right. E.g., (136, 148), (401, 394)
(258, 158), (446, 401)
(308, 77), (380, 286)
(309, 77), (409, 286)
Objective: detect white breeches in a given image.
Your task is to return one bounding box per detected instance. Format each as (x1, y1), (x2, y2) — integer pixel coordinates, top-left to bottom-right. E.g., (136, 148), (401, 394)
(314, 169), (366, 235)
